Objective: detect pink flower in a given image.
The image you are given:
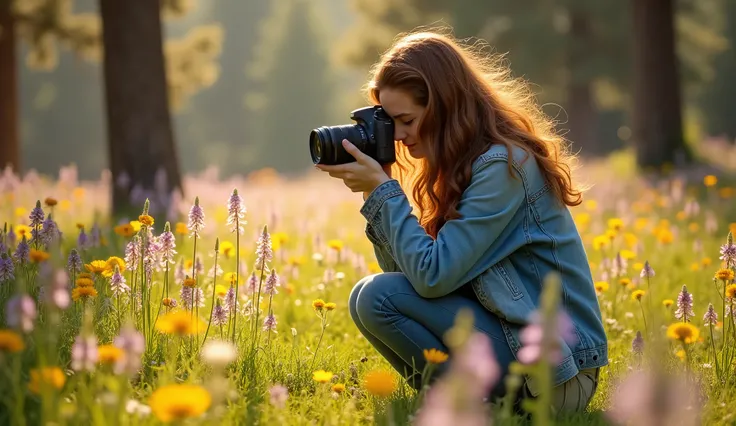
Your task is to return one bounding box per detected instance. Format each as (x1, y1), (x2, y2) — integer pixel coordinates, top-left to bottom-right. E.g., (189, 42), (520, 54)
(269, 384), (288, 408)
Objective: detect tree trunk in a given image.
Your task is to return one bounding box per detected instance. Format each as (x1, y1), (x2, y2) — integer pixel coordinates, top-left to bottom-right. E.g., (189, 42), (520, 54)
(98, 0), (182, 217)
(631, 0), (688, 169)
(567, 8), (600, 156)
(0, 0), (20, 174)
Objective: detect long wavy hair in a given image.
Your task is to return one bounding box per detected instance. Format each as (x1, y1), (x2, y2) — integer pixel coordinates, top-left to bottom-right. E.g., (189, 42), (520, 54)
(365, 29), (584, 239)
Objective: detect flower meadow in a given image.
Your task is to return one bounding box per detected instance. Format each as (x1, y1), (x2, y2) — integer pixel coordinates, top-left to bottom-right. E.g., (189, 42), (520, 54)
(0, 161), (736, 425)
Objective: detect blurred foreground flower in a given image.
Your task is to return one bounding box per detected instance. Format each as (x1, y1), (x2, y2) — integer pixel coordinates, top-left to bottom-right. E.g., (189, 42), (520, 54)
(149, 384), (211, 423)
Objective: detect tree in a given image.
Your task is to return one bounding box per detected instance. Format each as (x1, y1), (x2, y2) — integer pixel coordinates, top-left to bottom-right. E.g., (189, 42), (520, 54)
(0, 0), (20, 173)
(245, 0), (338, 175)
(99, 0), (182, 216)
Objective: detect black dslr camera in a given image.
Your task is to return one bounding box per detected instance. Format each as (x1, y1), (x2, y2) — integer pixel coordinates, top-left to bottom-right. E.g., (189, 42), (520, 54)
(309, 106), (396, 165)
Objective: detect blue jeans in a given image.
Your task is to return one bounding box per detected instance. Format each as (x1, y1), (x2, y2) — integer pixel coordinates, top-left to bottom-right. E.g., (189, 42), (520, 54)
(348, 272), (517, 399)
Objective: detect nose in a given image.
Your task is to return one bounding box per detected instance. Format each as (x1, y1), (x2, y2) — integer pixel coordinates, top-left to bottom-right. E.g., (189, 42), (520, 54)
(394, 128), (407, 142)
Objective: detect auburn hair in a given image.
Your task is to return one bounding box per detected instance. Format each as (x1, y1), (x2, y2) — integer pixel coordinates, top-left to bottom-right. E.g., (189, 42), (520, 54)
(365, 28), (584, 239)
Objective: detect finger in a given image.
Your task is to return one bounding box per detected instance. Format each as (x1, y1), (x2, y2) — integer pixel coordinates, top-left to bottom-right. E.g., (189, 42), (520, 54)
(342, 139), (369, 163)
(316, 164), (349, 173)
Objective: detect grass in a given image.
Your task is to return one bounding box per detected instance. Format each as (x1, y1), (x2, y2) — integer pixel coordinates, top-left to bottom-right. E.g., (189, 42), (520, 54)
(0, 155), (736, 425)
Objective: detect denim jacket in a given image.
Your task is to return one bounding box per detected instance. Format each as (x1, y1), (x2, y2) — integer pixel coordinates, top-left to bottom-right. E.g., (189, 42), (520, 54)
(360, 143), (608, 395)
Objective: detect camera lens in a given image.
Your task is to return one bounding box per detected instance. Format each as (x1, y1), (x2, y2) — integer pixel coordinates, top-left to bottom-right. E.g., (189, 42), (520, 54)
(308, 124), (367, 165)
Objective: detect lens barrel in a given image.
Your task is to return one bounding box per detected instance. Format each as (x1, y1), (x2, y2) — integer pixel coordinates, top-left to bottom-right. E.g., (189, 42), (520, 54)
(309, 124), (368, 165)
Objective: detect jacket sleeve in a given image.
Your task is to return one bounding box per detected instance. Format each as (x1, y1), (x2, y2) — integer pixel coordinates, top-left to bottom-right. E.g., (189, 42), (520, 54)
(360, 158), (526, 298)
(365, 223), (402, 273)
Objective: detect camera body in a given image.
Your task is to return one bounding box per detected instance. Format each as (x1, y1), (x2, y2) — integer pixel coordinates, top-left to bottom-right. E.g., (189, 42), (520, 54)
(309, 106), (396, 166)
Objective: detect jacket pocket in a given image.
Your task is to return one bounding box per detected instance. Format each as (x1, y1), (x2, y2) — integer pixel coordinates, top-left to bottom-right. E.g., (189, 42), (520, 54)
(472, 258), (536, 324)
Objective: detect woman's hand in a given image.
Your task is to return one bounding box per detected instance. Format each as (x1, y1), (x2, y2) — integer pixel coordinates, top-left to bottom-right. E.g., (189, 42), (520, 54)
(316, 139), (392, 194)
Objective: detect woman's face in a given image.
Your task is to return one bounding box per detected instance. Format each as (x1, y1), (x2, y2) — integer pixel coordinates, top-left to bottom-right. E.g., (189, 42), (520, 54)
(379, 88), (427, 159)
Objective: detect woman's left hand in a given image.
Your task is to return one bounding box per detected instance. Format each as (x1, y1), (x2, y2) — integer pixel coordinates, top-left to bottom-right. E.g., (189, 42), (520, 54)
(315, 139), (391, 193)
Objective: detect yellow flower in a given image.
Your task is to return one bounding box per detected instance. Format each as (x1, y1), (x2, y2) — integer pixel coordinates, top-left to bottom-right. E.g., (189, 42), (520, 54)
(104, 257), (126, 278)
(331, 383), (345, 393)
(149, 384), (211, 423)
(220, 241), (234, 258)
(675, 349), (686, 361)
(594, 281), (609, 293)
(704, 175), (718, 187)
(75, 277), (94, 288)
(592, 235), (609, 251)
(719, 187), (735, 199)
(584, 200), (597, 211)
(130, 221), (142, 232)
(183, 277), (197, 288)
(28, 367), (66, 394)
(423, 348), (449, 364)
(619, 249), (636, 260)
(44, 197), (58, 207)
(215, 285), (229, 298)
(223, 272), (239, 285)
(29, 249), (50, 263)
(688, 223), (699, 233)
(715, 269), (735, 282)
(363, 369), (397, 397)
(114, 223), (135, 238)
(663, 299), (674, 308)
(155, 311), (206, 336)
(72, 286), (98, 302)
(162, 298), (176, 307)
(312, 370), (334, 383)
(14, 207), (27, 218)
(725, 284), (736, 299)
(327, 239), (344, 251)
(624, 233), (639, 249)
(312, 299), (326, 312)
(702, 257), (712, 267)
(619, 278), (632, 288)
(324, 302), (337, 311)
(631, 290), (645, 301)
(175, 222), (188, 235)
(138, 215), (154, 227)
(85, 260), (108, 274)
(666, 323), (700, 344)
(368, 261), (381, 274)
(633, 262), (644, 272)
(97, 345), (124, 365)
(14, 224), (31, 239)
(656, 228), (674, 245)
(607, 218), (624, 232)
(0, 329), (24, 353)
(690, 262), (701, 272)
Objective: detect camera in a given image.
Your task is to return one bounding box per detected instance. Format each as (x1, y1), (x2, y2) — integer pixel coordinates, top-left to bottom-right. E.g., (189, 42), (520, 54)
(309, 106), (396, 165)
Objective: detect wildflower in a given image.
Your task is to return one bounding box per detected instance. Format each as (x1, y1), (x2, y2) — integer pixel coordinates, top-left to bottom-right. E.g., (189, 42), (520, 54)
(40, 214), (60, 246)
(148, 384), (211, 423)
(110, 265), (130, 296)
(224, 286), (237, 312)
(71, 334), (99, 372)
(114, 223), (135, 238)
(155, 310), (206, 336)
(675, 285), (694, 322)
(0, 253), (14, 282)
(619, 278), (632, 288)
(6, 294), (37, 333)
(332, 383), (345, 393)
(264, 269), (280, 295)
(67, 249), (82, 274)
(518, 310), (577, 364)
(44, 197), (57, 207)
(663, 299), (674, 308)
(29, 249), (49, 263)
(327, 239), (343, 251)
(247, 272), (258, 294)
(720, 232), (736, 268)
(158, 222), (177, 267)
(726, 284), (736, 299)
(324, 302), (336, 311)
(104, 256), (126, 278)
(77, 227), (89, 250)
(313, 370), (334, 383)
(13, 236), (29, 264)
(138, 215), (154, 227)
(715, 268), (734, 282)
(180, 287), (205, 310)
(363, 369), (397, 397)
(226, 189), (246, 235)
(268, 384), (288, 408)
(631, 290), (646, 301)
(704, 175), (718, 187)
(423, 348), (449, 364)
(201, 339), (237, 369)
(29, 201), (45, 227)
(85, 260), (107, 274)
(640, 260), (655, 278)
(255, 226), (273, 270)
(162, 298), (177, 308)
(703, 303), (718, 326)
(28, 367), (66, 394)
(666, 322), (699, 344)
(312, 299), (326, 312)
(124, 236), (141, 270)
(113, 324), (145, 375)
(212, 303), (228, 326)
(0, 329), (24, 353)
(631, 331), (644, 354)
(187, 197), (205, 238)
(262, 313), (277, 333)
(594, 281), (609, 293)
(97, 344), (124, 365)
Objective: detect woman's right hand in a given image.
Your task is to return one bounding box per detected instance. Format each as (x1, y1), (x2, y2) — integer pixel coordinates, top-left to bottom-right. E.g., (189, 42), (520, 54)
(363, 164), (393, 201)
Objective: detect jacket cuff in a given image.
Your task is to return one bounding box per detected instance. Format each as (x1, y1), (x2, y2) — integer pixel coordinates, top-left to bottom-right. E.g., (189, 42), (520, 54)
(360, 180), (403, 222)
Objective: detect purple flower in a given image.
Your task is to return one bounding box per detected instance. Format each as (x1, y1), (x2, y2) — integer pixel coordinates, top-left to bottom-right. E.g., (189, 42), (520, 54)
(227, 189), (246, 235)
(640, 260), (655, 278)
(89, 224), (101, 248)
(67, 249), (82, 274)
(247, 272), (258, 294)
(675, 285), (694, 322)
(6, 294), (37, 333)
(518, 310), (577, 365)
(71, 333), (99, 372)
(158, 223), (177, 267)
(612, 252), (627, 277)
(113, 323), (145, 375)
(269, 384), (288, 408)
(0, 253), (14, 282)
(77, 227), (89, 250)
(40, 214), (60, 246)
(187, 197), (205, 238)
(181, 287), (204, 310)
(29, 201), (45, 227)
(632, 331), (644, 355)
(703, 303), (718, 326)
(720, 233), (736, 268)
(110, 266), (130, 296)
(6, 225), (16, 247)
(124, 235), (141, 271)
(212, 303), (228, 326)
(41, 269), (70, 310)
(13, 236), (29, 265)
(255, 226), (272, 270)
(262, 313), (277, 333)
(264, 269), (279, 295)
(225, 285), (237, 312)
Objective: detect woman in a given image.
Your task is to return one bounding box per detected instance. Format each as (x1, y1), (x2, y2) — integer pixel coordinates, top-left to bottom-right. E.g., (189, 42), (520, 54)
(316, 30), (607, 412)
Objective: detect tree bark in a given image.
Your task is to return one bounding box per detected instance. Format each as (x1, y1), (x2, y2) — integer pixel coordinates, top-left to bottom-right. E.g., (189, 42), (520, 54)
(631, 0), (688, 169)
(567, 8), (601, 156)
(0, 0), (20, 174)
(98, 0), (182, 217)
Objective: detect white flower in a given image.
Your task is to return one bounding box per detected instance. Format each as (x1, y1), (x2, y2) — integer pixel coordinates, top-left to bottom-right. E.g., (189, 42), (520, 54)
(201, 339), (237, 368)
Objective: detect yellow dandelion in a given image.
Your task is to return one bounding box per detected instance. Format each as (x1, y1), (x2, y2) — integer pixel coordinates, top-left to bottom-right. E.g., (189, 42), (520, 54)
(85, 260), (108, 274)
(584, 200), (597, 211)
(663, 299), (674, 308)
(715, 269), (735, 282)
(363, 369), (397, 398)
(605, 229), (617, 241)
(104, 256), (126, 278)
(29, 249), (50, 263)
(28, 367), (66, 394)
(324, 302), (337, 311)
(423, 348), (449, 364)
(75, 277), (94, 288)
(656, 229), (674, 245)
(312, 370), (334, 383)
(220, 241), (234, 258)
(76, 223), (85, 230)
(78, 272), (93, 279)
(675, 211), (687, 221)
(155, 311), (206, 336)
(702, 257), (712, 267)
(114, 223), (135, 238)
(725, 284), (736, 299)
(675, 349), (686, 361)
(312, 299), (326, 312)
(130, 220), (142, 232)
(149, 384), (211, 423)
(666, 322), (699, 344)
(215, 285), (228, 298)
(631, 290), (645, 301)
(332, 383), (345, 393)
(14, 207), (27, 218)
(0, 329), (25, 353)
(594, 281), (609, 293)
(223, 272), (238, 285)
(624, 233), (639, 249)
(607, 218), (624, 232)
(704, 175), (718, 187)
(288, 256), (305, 266)
(619, 278), (632, 288)
(138, 215), (154, 227)
(593, 235), (609, 251)
(97, 345), (124, 365)
(690, 262), (701, 272)
(175, 222), (188, 235)
(327, 239), (344, 251)
(14, 224), (30, 239)
(72, 286), (98, 302)
(633, 262), (644, 272)
(619, 249), (636, 260)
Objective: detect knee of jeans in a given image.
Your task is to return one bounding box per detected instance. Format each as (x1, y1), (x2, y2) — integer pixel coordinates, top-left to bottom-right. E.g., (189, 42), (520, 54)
(348, 278), (368, 324)
(353, 273), (412, 329)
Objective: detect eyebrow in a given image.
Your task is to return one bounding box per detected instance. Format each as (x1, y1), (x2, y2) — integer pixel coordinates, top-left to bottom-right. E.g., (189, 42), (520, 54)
(393, 113), (410, 119)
